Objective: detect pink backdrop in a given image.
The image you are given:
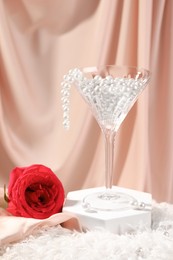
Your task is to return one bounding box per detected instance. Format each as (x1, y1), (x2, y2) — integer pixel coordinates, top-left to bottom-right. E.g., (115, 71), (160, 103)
(0, 0), (173, 203)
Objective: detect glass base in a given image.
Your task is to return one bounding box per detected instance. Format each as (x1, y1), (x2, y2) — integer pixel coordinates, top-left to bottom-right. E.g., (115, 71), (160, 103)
(82, 190), (138, 212)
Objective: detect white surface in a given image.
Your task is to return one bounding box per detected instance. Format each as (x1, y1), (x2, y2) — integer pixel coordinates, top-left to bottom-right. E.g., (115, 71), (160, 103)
(1, 202), (173, 260)
(63, 186), (152, 234)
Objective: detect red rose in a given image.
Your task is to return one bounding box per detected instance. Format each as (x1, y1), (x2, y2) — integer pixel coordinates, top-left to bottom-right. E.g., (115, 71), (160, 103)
(7, 164), (65, 219)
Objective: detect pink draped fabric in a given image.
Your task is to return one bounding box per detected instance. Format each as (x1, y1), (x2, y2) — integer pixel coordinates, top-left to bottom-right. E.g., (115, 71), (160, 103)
(0, 213), (81, 246)
(0, 0), (173, 204)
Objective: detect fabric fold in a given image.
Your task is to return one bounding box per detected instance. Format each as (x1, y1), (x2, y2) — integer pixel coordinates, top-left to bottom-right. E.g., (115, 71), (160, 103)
(0, 211), (81, 246)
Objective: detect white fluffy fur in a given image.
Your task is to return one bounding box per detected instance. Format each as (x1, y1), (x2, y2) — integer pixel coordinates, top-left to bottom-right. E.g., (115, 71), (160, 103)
(1, 202), (173, 260)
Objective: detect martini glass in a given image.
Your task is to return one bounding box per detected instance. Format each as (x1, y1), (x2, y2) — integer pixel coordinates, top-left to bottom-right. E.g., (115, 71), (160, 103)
(61, 65), (151, 211)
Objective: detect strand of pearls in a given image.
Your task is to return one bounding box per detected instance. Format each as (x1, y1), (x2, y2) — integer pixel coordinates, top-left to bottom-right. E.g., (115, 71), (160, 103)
(61, 68), (84, 129)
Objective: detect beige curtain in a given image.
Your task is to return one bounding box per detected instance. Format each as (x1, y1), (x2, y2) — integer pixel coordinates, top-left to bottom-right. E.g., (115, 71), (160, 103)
(0, 0), (173, 203)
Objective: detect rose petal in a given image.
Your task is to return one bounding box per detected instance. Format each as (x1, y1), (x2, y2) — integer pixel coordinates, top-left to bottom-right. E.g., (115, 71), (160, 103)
(7, 164), (65, 219)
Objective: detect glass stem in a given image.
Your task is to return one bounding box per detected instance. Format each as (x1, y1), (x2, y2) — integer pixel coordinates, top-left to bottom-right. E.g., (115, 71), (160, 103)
(103, 129), (116, 190)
